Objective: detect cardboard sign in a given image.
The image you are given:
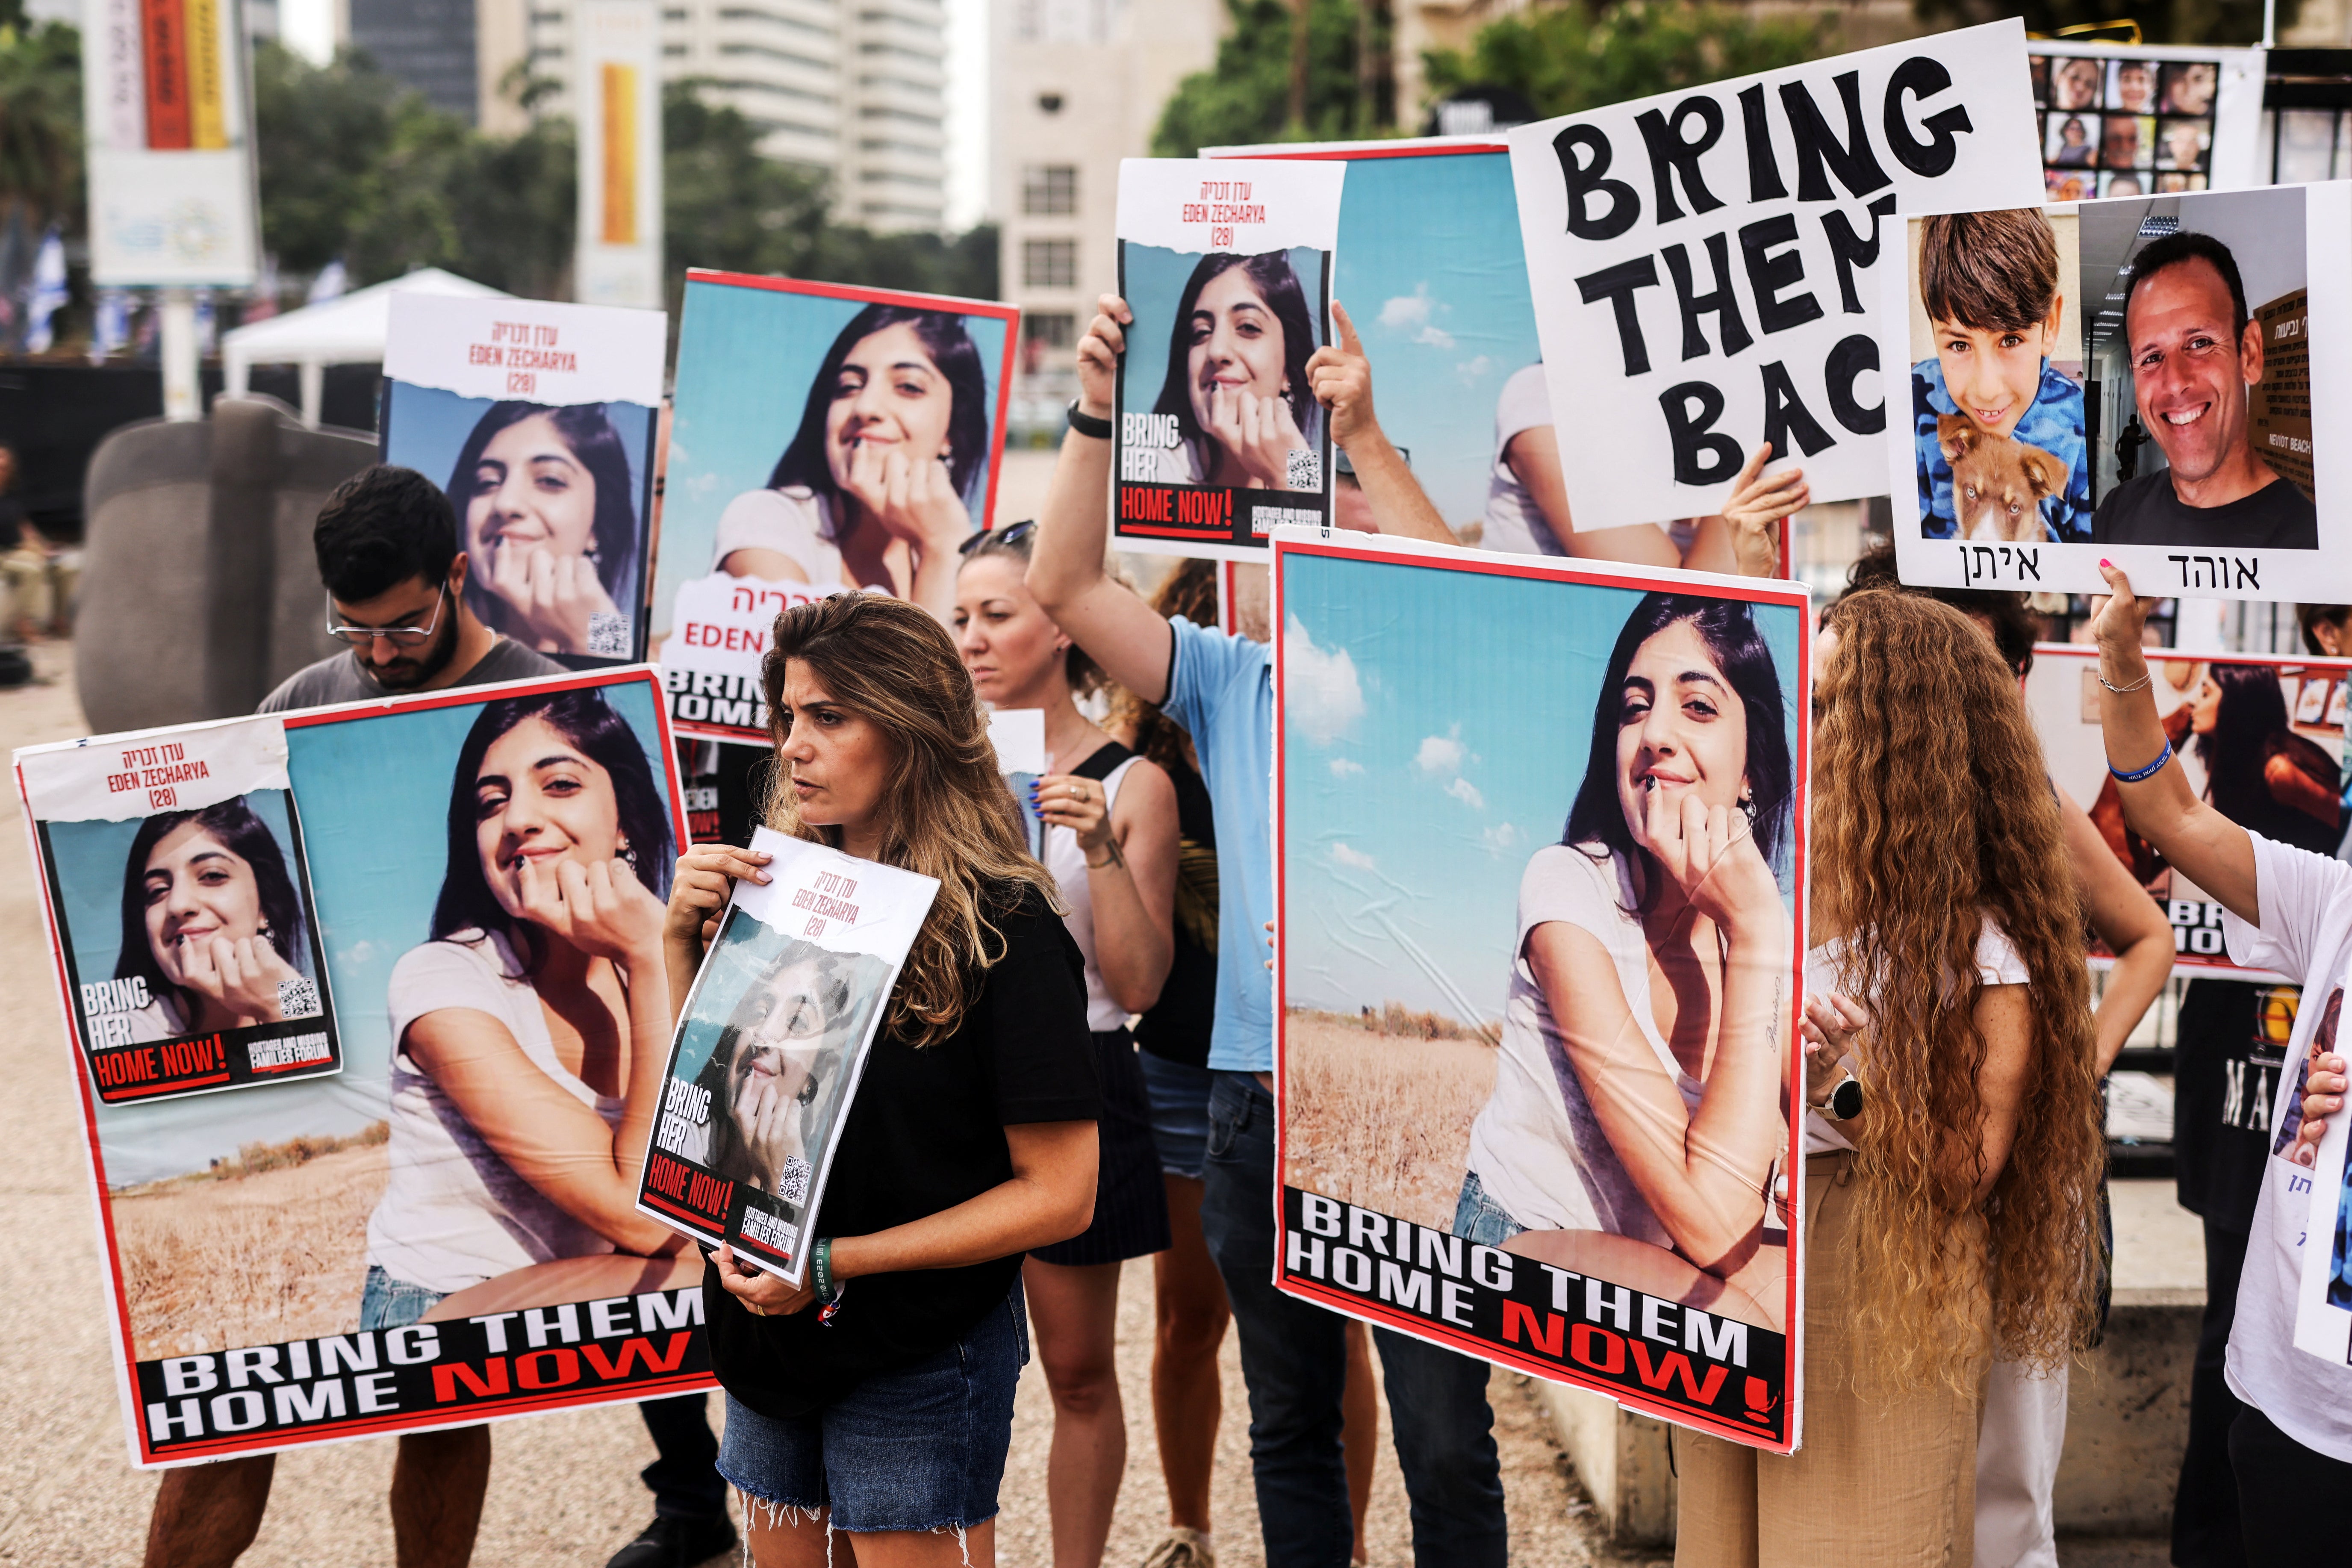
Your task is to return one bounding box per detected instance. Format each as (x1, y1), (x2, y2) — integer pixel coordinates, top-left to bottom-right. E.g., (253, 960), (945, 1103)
(653, 272), (1020, 740)
(1271, 531), (1811, 1452)
(1507, 19), (2043, 533)
(1113, 157), (1346, 560)
(381, 293), (667, 665)
(637, 830), (937, 1285)
(26, 669), (714, 1465)
(1886, 182), (2352, 601)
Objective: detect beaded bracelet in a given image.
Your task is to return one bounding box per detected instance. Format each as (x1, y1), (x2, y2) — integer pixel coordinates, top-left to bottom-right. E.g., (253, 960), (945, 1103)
(2110, 737), (2173, 784)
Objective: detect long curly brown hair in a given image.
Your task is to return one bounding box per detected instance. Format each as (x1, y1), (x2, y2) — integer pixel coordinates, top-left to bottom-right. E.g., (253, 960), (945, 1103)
(1814, 590), (2104, 1388)
(760, 593), (1062, 1047)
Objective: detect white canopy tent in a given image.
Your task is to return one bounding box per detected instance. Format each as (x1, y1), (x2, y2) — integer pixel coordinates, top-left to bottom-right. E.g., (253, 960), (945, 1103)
(220, 268), (510, 428)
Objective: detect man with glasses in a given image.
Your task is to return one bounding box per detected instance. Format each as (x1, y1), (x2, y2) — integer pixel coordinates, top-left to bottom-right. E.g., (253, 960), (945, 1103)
(259, 465), (567, 713)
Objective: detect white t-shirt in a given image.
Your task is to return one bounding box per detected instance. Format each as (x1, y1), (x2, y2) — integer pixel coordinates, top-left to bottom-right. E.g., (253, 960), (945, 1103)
(365, 930), (623, 1293)
(1464, 844), (1700, 1242)
(710, 486), (846, 584)
(1481, 365), (1566, 556)
(1801, 919), (2030, 1155)
(1041, 752), (1144, 1032)
(2219, 831), (2352, 1462)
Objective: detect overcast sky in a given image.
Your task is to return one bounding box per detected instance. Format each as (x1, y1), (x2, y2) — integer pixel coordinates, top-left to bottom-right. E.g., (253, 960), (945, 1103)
(276, 0), (992, 229)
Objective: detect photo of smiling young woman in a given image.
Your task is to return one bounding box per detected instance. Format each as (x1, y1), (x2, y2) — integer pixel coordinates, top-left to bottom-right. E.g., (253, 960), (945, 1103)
(110, 795), (322, 1045)
(710, 303), (993, 625)
(1146, 251), (1323, 492)
(1457, 592), (1797, 1333)
(446, 401), (645, 659)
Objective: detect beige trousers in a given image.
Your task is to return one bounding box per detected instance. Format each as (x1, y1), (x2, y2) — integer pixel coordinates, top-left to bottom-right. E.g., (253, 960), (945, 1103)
(1, 547), (77, 631)
(1673, 1152), (1991, 1568)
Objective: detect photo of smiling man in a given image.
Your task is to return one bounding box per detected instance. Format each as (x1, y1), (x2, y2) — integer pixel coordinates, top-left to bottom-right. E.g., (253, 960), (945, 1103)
(2090, 194), (2319, 550)
(1909, 208), (2093, 543)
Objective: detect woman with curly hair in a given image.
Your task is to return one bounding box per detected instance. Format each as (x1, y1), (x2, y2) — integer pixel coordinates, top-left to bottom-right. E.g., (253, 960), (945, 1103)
(665, 592), (1100, 1566)
(1674, 589), (2107, 1565)
(2092, 565), (2352, 1562)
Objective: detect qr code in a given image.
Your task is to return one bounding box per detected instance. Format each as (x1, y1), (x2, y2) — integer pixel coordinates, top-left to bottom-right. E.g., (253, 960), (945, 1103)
(1285, 447), (1321, 491)
(277, 978), (321, 1019)
(778, 1155), (812, 1205)
(587, 612), (632, 658)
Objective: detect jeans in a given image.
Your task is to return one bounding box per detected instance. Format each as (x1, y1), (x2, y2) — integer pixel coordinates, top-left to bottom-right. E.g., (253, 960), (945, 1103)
(2174, 1220), (2252, 1567)
(1451, 1169), (1525, 1248)
(358, 1265), (445, 1330)
(2228, 1404), (2352, 1560)
(1201, 1071), (1507, 1568)
(640, 1394), (728, 1521)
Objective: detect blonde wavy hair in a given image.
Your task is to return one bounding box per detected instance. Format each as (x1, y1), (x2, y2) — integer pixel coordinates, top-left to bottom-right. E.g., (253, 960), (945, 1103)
(1814, 590), (2104, 1389)
(760, 593), (1062, 1048)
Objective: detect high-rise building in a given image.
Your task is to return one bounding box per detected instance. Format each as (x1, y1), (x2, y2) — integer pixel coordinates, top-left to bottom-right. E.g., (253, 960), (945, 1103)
(351, 0), (484, 123)
(484, 0), (949, 231)
(992, 0), (1223, 432)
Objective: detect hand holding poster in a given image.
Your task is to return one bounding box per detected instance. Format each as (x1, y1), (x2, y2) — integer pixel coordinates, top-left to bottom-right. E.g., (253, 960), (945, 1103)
(638, 828), (939, 1285)
(28, 668), (714, 1466)
(1272, 532), (1810, 1451)
(1886, 183), (2352, 600)
(20, 716), (338, 1102)
(653, 272), (1018, 740)
(1506, 20), (2043, 534)
(382, 292), (666, 665)
(2025, 643), (2352, 976)
(1113, 157), (1345, 559)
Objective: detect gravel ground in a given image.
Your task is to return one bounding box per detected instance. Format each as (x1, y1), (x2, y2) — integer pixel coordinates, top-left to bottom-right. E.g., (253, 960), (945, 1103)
(0, 643), (1628, 1567)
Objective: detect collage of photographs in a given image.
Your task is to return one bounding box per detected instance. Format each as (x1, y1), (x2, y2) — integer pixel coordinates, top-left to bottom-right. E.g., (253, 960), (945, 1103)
(2033, 51), (2219, 200)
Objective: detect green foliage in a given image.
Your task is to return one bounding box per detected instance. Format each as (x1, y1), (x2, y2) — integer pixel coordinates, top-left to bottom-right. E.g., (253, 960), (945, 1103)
(1912, 0), (2291, 47)
(1152, 0), (1390, 158)
(0, 18), (84, 233)
(1422, 0), (1833, 120)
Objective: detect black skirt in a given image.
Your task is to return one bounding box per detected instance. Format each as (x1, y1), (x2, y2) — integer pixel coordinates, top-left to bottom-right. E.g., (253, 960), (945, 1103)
(1031, 1027), (1172, 1266)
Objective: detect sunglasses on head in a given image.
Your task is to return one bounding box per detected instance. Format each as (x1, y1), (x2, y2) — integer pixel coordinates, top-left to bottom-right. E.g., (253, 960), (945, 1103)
(958, 519), (1038, 555)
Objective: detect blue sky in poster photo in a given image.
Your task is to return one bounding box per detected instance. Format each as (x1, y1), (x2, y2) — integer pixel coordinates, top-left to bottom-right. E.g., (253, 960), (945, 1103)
(1279, 551), (1804, 1030)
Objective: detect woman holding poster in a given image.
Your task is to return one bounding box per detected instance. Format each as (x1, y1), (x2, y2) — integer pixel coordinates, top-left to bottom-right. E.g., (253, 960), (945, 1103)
(710, 304), (991, 622)
(448, 401), (643, 657)
(1149, 251), (1323, 491)
(1675, 590), (2105, 1563)
(362, 686), (687, 1327)
(113, 796), (318, 1043)
(1456, 593), (1796, 1330)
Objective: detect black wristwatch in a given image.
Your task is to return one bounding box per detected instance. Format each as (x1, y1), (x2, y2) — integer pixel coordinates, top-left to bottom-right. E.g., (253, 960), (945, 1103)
(1066, 398), (1112, 440)
(1819, 1074), (1864, 1123)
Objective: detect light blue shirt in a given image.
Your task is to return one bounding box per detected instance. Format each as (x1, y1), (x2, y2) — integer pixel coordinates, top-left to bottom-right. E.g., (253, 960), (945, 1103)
(1162, 615), (1274, 1073)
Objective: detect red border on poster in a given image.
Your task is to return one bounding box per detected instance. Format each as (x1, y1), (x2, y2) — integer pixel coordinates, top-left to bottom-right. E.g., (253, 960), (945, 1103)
(1268, 532), (1813, 1454)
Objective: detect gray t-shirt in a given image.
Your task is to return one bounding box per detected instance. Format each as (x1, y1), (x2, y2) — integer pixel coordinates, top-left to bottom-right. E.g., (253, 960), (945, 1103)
(257, 637), (567, 713)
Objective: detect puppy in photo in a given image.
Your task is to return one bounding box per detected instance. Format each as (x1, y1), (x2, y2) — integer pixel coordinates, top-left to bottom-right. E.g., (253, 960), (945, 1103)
(1938, 415), (2072, 542)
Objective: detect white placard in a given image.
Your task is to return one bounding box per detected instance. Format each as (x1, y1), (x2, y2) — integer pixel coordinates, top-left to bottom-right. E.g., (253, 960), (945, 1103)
(1506, 19), (2043, 532)
(575, 0), (665, 309)
(18, 715), (288, 824)
(1114, 157), (1346, 256)
(987, 709), (1047, 775)
(385, 293), (667, 406)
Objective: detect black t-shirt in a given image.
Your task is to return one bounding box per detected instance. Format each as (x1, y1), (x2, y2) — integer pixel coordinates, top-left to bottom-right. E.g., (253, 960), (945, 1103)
(707, 884), (1100, 1417)
(2091, 471), (2317, 550)
(2173, 977), (2295, 1232)
(1134, 754), (1218, 1068)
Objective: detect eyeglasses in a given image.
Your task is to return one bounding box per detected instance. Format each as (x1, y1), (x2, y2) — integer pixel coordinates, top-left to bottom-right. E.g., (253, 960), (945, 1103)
(959, 519), (1038, 556)
(327, 584), (448, 649)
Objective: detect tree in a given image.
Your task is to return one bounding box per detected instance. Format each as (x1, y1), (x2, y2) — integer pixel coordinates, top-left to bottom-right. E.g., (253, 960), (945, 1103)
(1153, 0), (1392, 158)
(0, 16), (83, 238)
(1421, 1), (1831, 122)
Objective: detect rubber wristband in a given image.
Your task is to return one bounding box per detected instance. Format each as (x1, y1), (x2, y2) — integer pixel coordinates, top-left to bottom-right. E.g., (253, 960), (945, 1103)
(811, 1238), (835, 1304)
(2110, 737), (2172, 784)
(1066, 399), (1112, 440)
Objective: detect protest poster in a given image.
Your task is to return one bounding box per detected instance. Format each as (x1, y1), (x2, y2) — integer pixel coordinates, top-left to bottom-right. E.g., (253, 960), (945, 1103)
(638, 828), (938, 1285)
(29, 668), (714, 1466)
(2024, 643), (2352, 978)
(2027, 41), (2265, 203)
(381, 292), (666, 665)
(1202, 137), (1560, 546)
(79, 0), (260, 287)
(19, 716), (339, 1103)
(2297, 1005), (2352, 1366)
(653, 271), (1019, 740)
(1271, 531), (1811, 1451)
(1507, 20), (2042, 535)
(1113, 157), (1345, 560)
(1886, 181), (2352, 601)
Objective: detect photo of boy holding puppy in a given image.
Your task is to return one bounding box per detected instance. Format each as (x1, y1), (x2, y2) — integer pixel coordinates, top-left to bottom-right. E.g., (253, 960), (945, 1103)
(1910, 208), (2093, 544)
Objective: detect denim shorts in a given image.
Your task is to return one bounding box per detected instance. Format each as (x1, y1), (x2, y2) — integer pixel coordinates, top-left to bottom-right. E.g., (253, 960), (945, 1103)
(359, 1265), (446, 1330)
(1451, 1170), (1526, 1248)
(716, 1282), (1029, 1533)
(1138, 1049), (1215, 1181)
